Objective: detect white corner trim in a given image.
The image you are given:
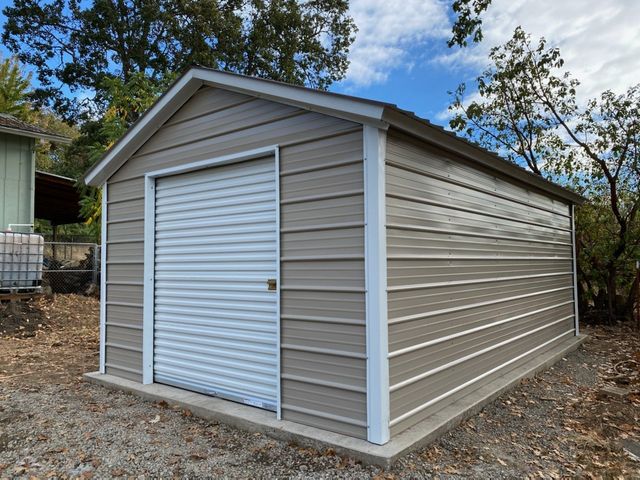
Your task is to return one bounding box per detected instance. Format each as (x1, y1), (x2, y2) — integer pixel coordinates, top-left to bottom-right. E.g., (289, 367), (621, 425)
(274, 147), (282, 421)
(99, 183), (107, 374)
(364, 125), (390, 445)
(141, 146), (281, 394)
(571, 204), (580, 335)
(142, 176), (156, 384)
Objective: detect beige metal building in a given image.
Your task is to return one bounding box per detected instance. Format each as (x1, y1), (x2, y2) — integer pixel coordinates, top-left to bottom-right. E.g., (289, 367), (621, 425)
(84, 67), (583, 446)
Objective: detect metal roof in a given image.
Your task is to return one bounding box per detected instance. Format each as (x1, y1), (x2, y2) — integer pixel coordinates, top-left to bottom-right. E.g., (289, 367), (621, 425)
(83, 67), (584, 204)
(34, 170), (81, 225)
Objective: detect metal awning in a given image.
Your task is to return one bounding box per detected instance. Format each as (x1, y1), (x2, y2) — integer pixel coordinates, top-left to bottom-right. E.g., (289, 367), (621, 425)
(34, 171), (82, 225)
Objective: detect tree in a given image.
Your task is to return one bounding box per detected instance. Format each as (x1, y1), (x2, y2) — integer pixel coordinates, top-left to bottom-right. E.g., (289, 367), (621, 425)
(0, 55), (32, 118)
(449, 0), (492, 48)
(74, 72), (178, 236)
(2, 0), (356, 120)
(449, 27), (640, 323)
(0, 54), (78, 175)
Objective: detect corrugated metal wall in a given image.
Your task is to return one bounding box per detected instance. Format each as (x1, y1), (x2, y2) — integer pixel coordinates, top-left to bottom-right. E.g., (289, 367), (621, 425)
(104, 86), (367, 438)
(385, 129), (576, 436)
(0, 133), (35, 230)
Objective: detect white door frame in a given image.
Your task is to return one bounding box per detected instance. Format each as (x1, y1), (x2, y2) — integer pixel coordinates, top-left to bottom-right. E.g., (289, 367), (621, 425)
(141, 145), (282, 418)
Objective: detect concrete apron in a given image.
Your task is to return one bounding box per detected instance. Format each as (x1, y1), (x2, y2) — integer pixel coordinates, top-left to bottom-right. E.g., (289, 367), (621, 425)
(84, 334), (586, 468)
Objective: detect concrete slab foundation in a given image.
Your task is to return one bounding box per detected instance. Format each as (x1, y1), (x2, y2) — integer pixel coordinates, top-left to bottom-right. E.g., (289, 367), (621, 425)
(85, 334), (586, 467)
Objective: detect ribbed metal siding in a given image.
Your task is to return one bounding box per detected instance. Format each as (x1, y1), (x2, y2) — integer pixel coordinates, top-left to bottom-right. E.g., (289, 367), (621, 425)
(104, 86), (367, 437)
(280, 130), (367, 438)
(385, 130), (575, 436)
(152, 157), (278, 410)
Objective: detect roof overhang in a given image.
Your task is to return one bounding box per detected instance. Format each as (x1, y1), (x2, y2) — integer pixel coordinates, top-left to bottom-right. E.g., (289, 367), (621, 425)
(383, 108), (585, 205)
(83, 67), (388, 187)
(83, 67), (584, 205)
(34, 170), (82, 225)
(0, 125), (72, 144)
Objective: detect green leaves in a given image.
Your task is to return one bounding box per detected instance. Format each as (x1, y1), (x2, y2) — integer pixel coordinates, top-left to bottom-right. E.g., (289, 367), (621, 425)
(448, 26), (640, 322)
(2, 0), (356, 120)
(0, 55), (32, 118)
(449, 0), (492, 48)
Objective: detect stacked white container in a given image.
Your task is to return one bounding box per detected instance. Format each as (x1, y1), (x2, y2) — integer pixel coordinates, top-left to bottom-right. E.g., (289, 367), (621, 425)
(0, 232), (44, 291)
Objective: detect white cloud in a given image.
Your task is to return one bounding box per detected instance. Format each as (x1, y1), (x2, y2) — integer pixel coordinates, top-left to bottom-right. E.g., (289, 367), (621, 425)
(435, 0), (640, 101)
(344, 0), (449, 87)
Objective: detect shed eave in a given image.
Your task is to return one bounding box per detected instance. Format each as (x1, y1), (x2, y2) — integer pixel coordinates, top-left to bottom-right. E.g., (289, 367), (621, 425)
(0, 125), (72, 144)
(83, 67), (387, 187)
(83, 70), (204, 186)
(83, 66), (585, 205)
(196, 68), (387, 127)
(382, 107), (585, 205)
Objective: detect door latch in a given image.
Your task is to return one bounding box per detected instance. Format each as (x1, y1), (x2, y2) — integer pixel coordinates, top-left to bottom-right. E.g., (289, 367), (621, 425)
(267, 278), (277, 291)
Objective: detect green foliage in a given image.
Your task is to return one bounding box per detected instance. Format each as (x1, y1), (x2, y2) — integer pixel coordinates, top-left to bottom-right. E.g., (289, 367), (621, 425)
(450, 27), (578, 175)
(76, 72), (178, 233)
(3, 0), (356, 235)
(576, 198), (640, 318)
(449, 27), (640, 323)
(78, 187), (102, 237)
(2, 0), (356, 120)
(0, 54), (31, 118)
(93, 72), (177, 153)
(449, 0), (491, 48)
(0, 54), (79, 177)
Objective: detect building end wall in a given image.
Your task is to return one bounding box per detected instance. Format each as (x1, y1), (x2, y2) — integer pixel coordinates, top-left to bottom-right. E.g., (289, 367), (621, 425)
(385, 128), (577, 436)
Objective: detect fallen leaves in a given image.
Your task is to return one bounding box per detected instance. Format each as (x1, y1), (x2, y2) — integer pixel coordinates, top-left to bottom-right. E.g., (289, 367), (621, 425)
(1, 298), (638, 479)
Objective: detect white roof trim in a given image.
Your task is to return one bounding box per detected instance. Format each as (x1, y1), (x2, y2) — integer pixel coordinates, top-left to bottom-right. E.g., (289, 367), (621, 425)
(196, 68), (386, 125)
(83, 67), (583, 204)
(84, 70), (202, 185)
(84, 67), (387, 186)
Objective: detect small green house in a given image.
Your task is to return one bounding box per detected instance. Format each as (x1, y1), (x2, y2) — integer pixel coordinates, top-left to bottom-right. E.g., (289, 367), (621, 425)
(0, 114), (71, 231)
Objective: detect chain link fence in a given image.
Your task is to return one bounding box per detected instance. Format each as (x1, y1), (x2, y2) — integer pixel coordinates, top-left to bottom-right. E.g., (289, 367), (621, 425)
(43, 242), (100, 295)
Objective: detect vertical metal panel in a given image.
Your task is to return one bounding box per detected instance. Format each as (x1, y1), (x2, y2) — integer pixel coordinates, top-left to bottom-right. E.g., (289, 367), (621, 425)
(279, 130), (367, 439)
(104, 86), (367, 438)
(152, 157), (278, 410)
(363, 125), (390, 444)
(385, 129), (576, 436)
(571, 204), (580, 335)
(0, 133), (35, 230)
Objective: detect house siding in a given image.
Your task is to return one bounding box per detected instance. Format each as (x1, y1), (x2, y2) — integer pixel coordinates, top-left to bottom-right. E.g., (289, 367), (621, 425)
(0, 133), (35, 230)
(385, 129), (576, 436)
(104, 86), (367, 438)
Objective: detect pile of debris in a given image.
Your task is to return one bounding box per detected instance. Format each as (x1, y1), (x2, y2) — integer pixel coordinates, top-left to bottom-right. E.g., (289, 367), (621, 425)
(42, 252), (97, 295)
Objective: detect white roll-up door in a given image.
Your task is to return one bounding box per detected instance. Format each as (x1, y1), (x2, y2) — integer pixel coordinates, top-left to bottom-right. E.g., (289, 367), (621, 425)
(152, 156), (278, 411)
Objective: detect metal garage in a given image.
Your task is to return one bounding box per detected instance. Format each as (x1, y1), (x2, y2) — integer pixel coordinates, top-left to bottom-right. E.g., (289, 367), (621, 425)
(84, 67), (584, 448)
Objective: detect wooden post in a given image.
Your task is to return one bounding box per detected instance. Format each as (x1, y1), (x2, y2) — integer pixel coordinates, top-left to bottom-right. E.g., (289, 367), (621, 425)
(636, 260), (639, 331)
(52, 224), (57, 262)
(9, 288), (18, 315)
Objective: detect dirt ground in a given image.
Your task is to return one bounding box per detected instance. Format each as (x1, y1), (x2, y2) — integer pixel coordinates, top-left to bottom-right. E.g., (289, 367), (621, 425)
(0, 295), (639, 479)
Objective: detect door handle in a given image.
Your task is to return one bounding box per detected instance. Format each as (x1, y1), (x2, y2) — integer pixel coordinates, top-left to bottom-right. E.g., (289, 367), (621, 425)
(267, 278), (277, 291)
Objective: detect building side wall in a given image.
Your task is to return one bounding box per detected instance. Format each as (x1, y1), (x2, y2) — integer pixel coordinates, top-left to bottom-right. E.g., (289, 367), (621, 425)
(0, 133), (35, 230)
(104, 86), (367, 438)
(385, 129), (575, 436)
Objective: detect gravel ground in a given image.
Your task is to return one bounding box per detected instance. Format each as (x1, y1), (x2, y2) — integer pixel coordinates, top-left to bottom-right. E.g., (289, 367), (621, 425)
(1, 295), (639, 479)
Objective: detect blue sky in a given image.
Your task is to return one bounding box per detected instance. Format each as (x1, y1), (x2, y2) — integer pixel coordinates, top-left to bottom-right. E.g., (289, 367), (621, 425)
(1, 0), (639, 128)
